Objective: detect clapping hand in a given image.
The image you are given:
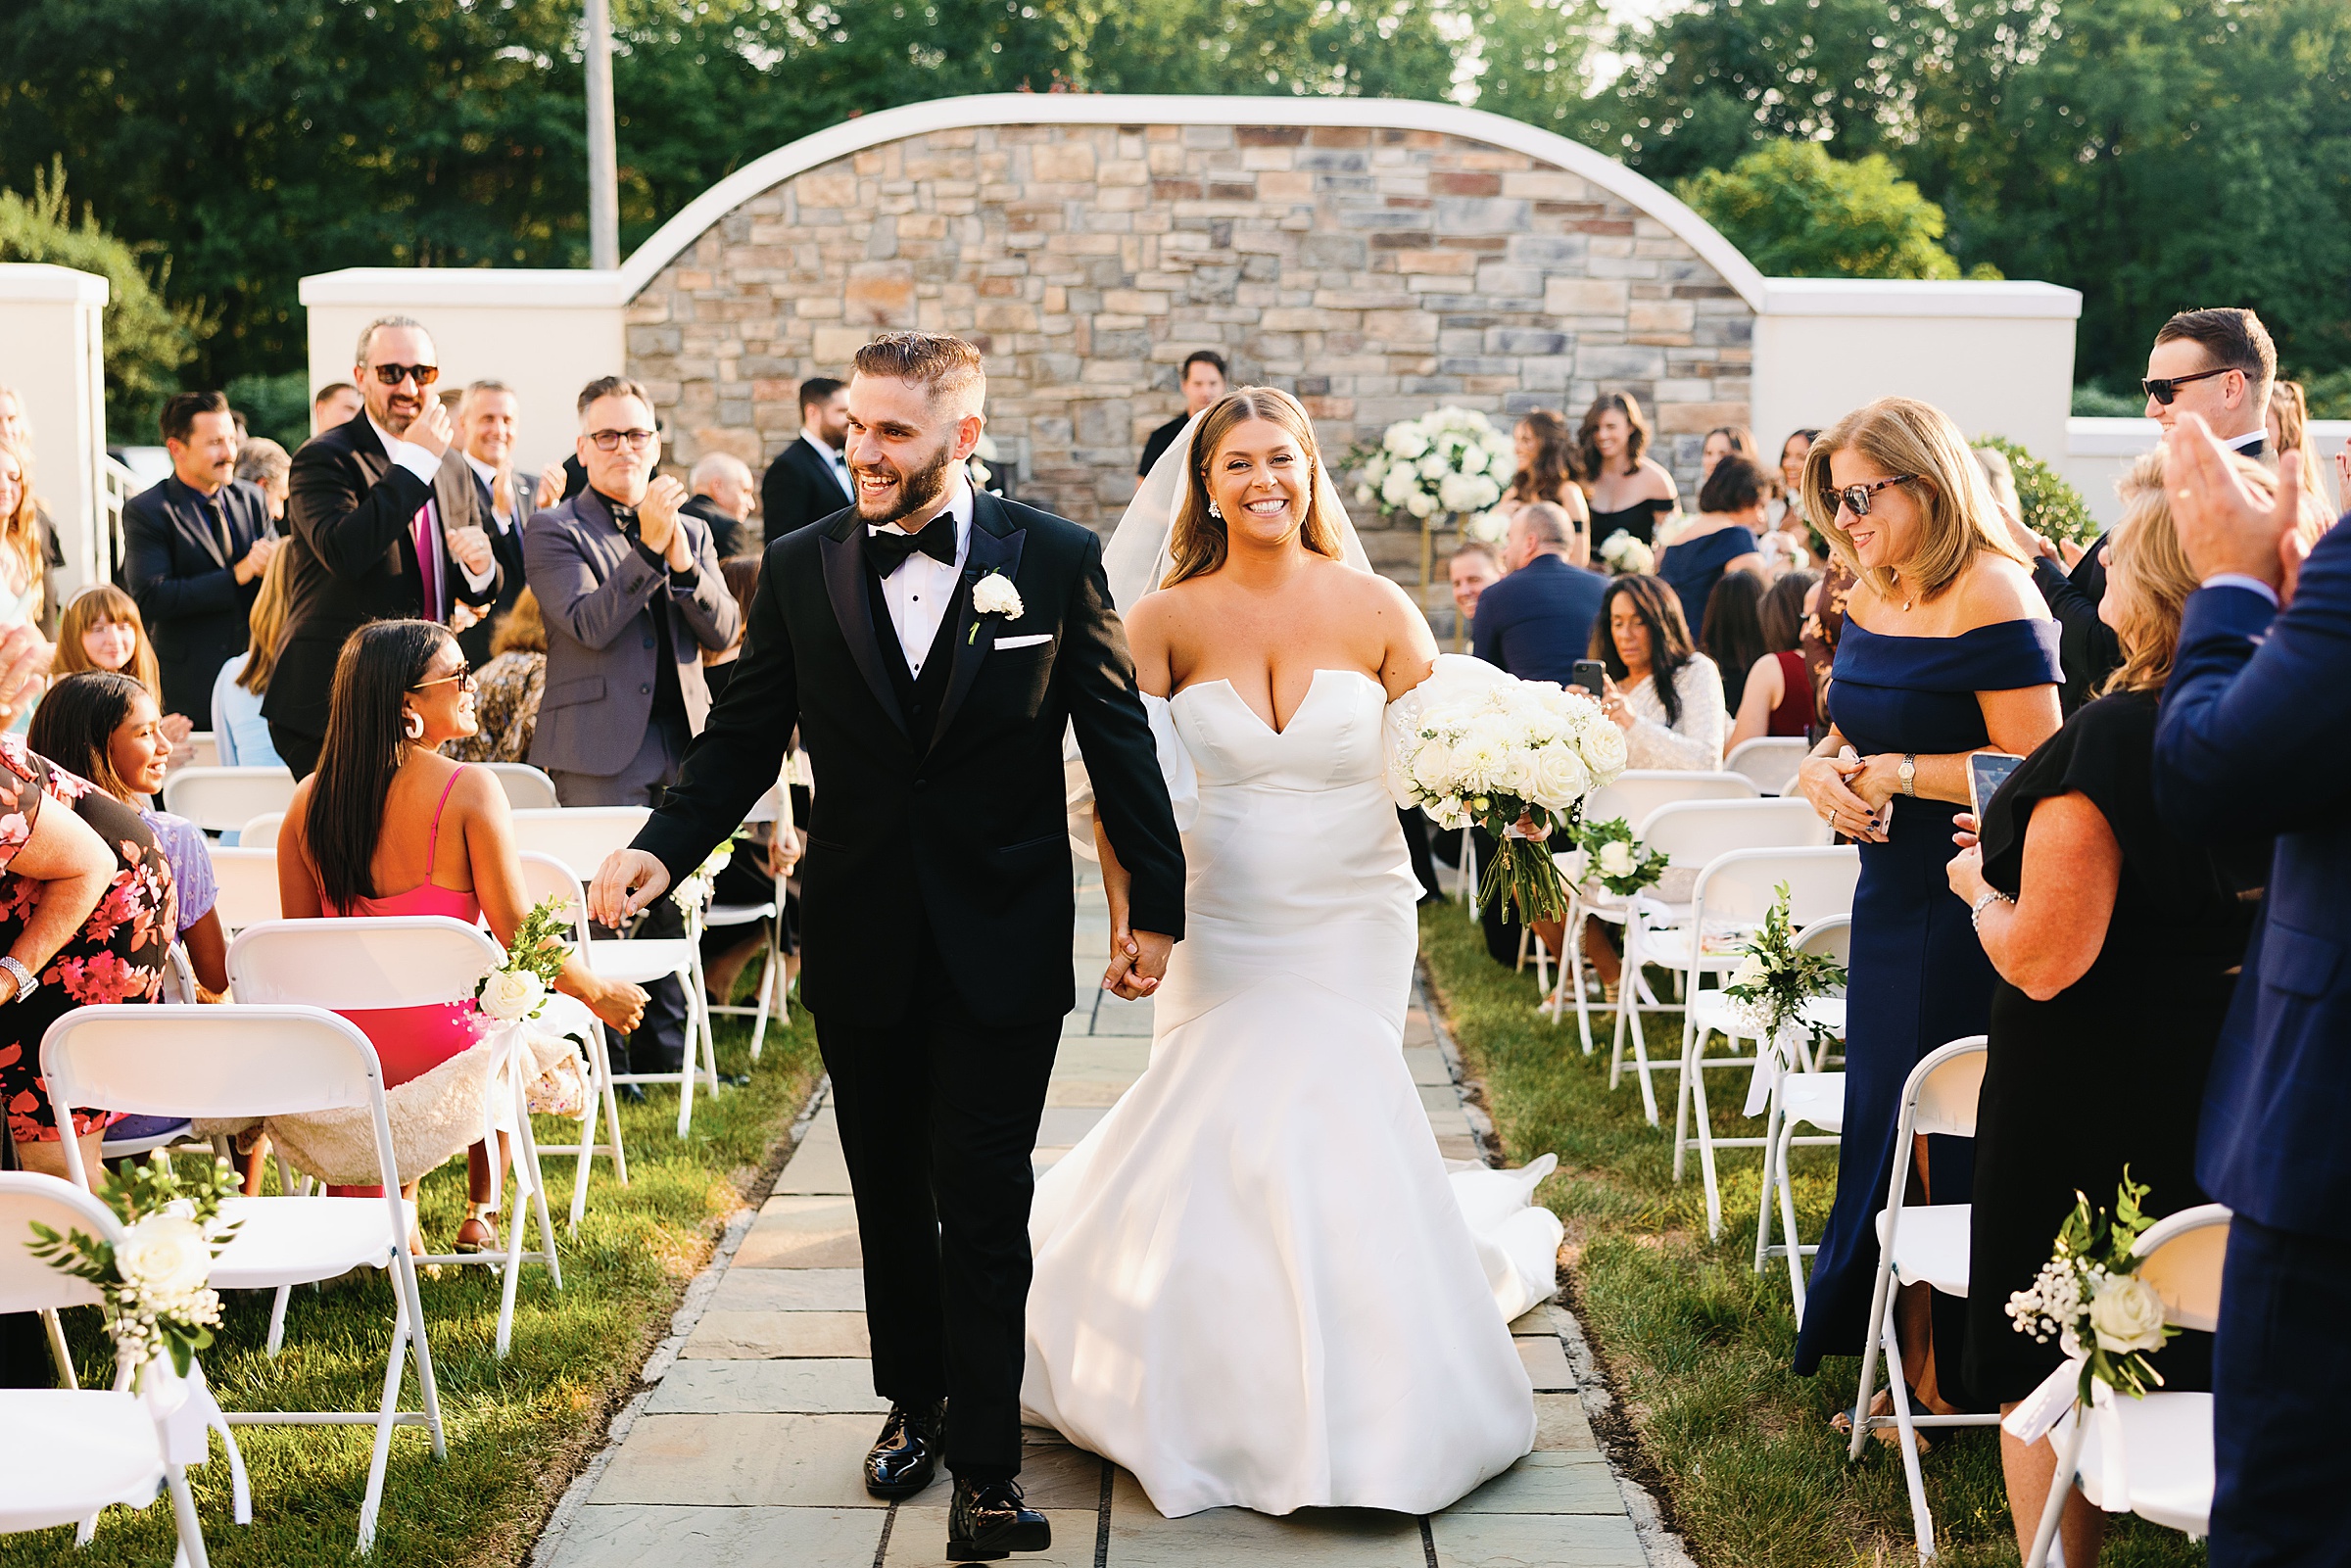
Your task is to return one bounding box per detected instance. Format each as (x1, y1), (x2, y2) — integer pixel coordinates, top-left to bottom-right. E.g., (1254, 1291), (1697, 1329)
(236, 533), (279, 585)
(535, 462), (568, 510)
(406, 399), (456, 458)
(0, 625), (51, 726)
(2164, 413), (2304, 595)
(447, 524), (495, 576)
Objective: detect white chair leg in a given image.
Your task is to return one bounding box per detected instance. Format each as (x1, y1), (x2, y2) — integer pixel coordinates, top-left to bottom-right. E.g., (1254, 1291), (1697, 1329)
(600, 1026), (630, 1187)
(391, 1252), (447, 1459)
(40, 1307), (76, 1388)
(673, 971), (700, 1139)
(1672, 1019), (1703, 1182)
(568, 1041), (602, 1232)
(165, 1467), (211, 1568)
(1608, 917), (1642, 1090)
(1778, 1132), (1809, 1319)
(264, 1284), (292, 1357)
(519, 1112), (561, 1292)
(357, 1280), (414, 1552)
(745, 919), (778, 1062)
(1882, 1308), (1936, 1561)
(1692, 1045), (1724, 1239)
(1753, 1093), (1781, 1272)
(1849, 1256), (1895, 1462)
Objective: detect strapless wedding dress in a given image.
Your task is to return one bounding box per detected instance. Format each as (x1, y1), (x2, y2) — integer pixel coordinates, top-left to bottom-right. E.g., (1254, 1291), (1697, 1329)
(1024, 665), (1563, 1518)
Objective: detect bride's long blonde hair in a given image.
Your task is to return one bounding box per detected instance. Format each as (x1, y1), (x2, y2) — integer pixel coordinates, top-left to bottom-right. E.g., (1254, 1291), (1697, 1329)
(1164, 386), (1348, 588)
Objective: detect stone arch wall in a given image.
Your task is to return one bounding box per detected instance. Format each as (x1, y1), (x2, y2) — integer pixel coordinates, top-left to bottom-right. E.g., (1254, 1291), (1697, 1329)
(627, 106), (1754, 591)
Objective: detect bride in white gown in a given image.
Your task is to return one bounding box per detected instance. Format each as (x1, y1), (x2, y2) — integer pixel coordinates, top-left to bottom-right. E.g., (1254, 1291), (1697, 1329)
(1025, 387), (1565, 1520)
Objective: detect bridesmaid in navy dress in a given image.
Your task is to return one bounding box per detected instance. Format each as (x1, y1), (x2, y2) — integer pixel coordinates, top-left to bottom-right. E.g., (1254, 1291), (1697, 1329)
(1788, 398), (2062, 1402)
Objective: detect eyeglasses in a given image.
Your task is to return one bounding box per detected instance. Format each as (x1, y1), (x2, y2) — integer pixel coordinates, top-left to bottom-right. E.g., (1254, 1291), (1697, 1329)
(1831, 475), (1917, 518)
(410, 669), (477, 695)
(369, 362), (441, 389)
(2139, 366), (2238, 405)
(589, 428), (658, 452)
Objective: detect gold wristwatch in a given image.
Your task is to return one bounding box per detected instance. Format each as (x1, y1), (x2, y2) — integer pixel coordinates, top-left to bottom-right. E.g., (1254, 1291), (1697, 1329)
(1898, 753), (1917, 796)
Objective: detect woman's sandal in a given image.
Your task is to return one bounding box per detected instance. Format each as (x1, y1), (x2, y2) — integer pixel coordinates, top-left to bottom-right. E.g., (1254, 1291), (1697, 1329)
(453, 1204), (500, 1256)
(1828, 1389), (1930, 1453)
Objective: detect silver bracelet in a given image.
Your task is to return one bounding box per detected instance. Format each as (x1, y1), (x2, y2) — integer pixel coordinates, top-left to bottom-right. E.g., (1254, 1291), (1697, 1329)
(1970, 885), (2013, 936)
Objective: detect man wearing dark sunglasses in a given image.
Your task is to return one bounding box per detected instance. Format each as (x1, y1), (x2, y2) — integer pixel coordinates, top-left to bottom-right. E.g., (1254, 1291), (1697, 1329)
(2007, 307), (2276, 715)
(264, 314), (503, 777)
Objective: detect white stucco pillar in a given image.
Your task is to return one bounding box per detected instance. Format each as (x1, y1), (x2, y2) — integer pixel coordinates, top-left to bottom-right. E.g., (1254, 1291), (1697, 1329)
(0, 262), (112, 594)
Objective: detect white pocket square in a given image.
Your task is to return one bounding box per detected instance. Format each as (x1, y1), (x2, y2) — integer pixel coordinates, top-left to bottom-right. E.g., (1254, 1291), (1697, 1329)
(993, 634), (1052, 650)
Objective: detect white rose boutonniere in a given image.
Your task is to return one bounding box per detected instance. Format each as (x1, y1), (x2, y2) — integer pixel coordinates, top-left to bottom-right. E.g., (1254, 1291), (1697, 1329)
(970, 572), (1024, 642)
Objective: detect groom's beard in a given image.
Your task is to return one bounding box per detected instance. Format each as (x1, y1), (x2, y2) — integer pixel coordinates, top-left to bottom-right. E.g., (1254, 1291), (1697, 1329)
(852, 436), (957, 527)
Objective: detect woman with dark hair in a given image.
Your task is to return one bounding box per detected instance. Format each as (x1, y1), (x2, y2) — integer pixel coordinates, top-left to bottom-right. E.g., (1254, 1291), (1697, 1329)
(277, 619), (647, 1251)
(1502, 410), (1591, 563)
(28, 671), (227, 996)
(1699, 570), (1767, 717)
(1727, 569), (1821, 749)
(448, 589), (548, 766)
(1578, 393), (1679, 546)
(1588, 574), (1724, 771)
(701, 555), (764, 706)
(1658, 455), (1769, 634)
(1700, 424), (1757, 483)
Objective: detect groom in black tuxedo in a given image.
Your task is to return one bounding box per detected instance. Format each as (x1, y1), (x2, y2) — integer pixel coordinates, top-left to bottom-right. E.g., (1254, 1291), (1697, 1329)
(591, 332), (1183, 1561)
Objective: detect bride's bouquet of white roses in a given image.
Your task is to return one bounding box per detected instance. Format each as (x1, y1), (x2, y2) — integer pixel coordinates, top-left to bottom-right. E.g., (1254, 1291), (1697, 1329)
(1598, 530), (1655, 576)
(26, 1150), (240, 1386)
(2006, 1171), (2175, 1405)
(1571, 816), (1668, 899)
(1352, 407), (1513, 543)
(1391, 666), (1627, 925)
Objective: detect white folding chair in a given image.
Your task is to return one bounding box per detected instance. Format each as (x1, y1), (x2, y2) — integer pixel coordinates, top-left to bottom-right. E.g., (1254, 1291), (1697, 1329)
(1725, 736), (1810, 795)
(204, 845), (279, 933)
(2025, 1205), (2229, 1567)
(236, 813), (282, 849)
(225, 917), (562, 1356)
(506, 852), (637, 1225)
(179, 732), (219, 769)
(159, 767), (298, 835)
(699, 775), (792, 1061)
(1751, 915), (1851, 1316)
(1605, 805), (1836, 1123)
(1546, 773), (1766, 1057)
(481, 763), (560, 810)
(46, 1005), (449, 1552)
(0, 1173), (228, 1567)
(508, 809), (722, 1139)
(1847, 1034), (1999, 1562)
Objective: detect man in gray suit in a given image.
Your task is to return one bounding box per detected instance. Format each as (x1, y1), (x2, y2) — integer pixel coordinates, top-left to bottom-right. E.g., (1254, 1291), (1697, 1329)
(526, 374), (742, 1075)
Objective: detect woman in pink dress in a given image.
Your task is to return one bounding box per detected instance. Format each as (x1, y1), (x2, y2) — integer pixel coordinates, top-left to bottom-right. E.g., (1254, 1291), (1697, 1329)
(278, 620), (647, 1253)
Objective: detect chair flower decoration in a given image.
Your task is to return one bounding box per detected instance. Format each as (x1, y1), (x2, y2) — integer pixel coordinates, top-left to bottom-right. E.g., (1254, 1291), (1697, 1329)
(27, 1150), (240, 1386)
(1571, 816), (1669, 899)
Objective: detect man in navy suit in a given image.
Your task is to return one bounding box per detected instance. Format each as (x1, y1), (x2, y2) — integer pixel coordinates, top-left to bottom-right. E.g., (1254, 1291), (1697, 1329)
(2152, 413), (2351, 1568)
(122, 391), (280, 728)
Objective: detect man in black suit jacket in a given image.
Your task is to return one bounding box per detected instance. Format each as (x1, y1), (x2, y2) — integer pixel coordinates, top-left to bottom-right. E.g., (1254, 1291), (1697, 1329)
(451, 380), (537, 668)
(682, 451), (757, 560)
(123, 391), (280, 728)
(759, 375), (852, 538)
(590, 334), (1181, 1562)
(264, 317), (501, 777)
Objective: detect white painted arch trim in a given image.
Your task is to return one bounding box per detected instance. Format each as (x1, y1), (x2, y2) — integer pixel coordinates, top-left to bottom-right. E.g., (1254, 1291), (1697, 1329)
(614, 92), (1771, 310)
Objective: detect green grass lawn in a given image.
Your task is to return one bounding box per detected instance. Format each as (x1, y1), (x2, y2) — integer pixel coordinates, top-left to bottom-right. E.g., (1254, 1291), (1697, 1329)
(1418, 903), (2206, 1568)
(5, 987), (823, 1568)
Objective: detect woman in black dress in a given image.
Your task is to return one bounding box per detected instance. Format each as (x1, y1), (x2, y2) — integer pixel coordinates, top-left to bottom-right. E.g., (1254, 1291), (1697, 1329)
(1943, 448), (2269, 1565)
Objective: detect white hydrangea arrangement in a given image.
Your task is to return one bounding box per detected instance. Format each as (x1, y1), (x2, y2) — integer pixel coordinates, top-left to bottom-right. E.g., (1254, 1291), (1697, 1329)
(1353, 407), (1514, 543)
(1389, 669), (1627, 924)
(27, 1151), (240, 1387)
(1598, 530), (1655, 576)
(2006, 1171), (2175, 1402)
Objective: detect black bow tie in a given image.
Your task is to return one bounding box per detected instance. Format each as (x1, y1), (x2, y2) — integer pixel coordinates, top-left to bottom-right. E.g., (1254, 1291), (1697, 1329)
(866, 515), (956, 575)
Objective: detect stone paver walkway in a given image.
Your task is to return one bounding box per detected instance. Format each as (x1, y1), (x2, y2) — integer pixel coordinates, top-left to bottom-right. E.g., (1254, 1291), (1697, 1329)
(536, 884), (1682, 1568)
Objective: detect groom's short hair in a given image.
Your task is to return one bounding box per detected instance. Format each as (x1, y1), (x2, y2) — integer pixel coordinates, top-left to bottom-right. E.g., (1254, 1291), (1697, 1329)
(855, 332), (985, 418)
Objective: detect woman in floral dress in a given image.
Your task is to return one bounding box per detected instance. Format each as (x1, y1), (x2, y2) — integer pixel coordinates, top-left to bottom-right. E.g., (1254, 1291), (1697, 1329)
(0, 730), (174, 1175)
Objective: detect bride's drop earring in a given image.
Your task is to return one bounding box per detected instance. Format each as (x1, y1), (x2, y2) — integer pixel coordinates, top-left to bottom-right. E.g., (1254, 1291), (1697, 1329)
(1206, 499), (1223, 520)
(404, 708), (424, 740)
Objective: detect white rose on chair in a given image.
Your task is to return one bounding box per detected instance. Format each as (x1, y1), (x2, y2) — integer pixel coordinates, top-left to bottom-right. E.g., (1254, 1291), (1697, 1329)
(2087, 1273), (2167, 1354)
(117, 1212), (213, 1301)
(479, 967), (548, 1022)
(1597, 839), (1639, 880)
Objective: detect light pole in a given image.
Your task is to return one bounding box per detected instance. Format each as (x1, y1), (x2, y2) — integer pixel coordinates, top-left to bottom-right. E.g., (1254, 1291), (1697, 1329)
(585, 0), (620, 270)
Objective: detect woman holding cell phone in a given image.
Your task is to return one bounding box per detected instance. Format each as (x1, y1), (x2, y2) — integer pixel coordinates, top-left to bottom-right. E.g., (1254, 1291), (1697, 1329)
(1943, 448), (2283, 1566)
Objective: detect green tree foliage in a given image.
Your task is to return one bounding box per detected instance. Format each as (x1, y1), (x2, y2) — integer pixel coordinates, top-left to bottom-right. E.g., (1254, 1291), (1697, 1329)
(223, 369), (314, 454)
(1677, 141), (1976, 280)
(0, 160), (200, 441)
(1577, 0), (2351, 389)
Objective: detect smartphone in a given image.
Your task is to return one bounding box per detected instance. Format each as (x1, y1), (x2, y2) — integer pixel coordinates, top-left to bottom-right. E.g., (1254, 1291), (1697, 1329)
(1570, 659), (1607, 695)
(1967, 752), (2026, 821)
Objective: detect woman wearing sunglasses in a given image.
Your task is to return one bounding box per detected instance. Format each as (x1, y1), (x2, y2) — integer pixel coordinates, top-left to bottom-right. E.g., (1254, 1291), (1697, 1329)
(276, 620), (648, 1254)
(1787, 398), (2062, 1409)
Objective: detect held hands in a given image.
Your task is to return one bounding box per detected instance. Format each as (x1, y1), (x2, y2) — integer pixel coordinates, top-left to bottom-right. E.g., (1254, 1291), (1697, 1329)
(235, 534), (279, 585)
(1798, 745), (1890, 843)
(407, 400), (456, 459)
(2164, 413), (2302, 592)
(1102, 927), (1174, 1001)
(590, 849), (671, 927)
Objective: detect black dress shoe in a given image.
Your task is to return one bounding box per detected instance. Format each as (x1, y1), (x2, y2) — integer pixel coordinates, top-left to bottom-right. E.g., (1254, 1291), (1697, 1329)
(864, 1400), (945, 1497)
(947, 1477), (1050, 1561)
(614, 1084), (648, 1106)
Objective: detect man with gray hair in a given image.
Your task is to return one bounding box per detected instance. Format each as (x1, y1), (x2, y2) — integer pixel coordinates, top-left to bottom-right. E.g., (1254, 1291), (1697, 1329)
(264, 315), (501, 776)
(681, 451), (757, 559)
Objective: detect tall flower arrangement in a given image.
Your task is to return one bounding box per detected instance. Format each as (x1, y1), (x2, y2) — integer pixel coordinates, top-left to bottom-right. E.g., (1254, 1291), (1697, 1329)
(1352, 408), (1514, 586)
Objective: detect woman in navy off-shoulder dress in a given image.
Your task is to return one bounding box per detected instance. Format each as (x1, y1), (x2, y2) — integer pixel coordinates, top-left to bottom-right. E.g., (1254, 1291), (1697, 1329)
(1786, 400), (2062, 1398)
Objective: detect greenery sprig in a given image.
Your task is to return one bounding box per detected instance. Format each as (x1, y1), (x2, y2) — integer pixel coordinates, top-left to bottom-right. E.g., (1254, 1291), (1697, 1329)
(2007, 1170), (2177, 1402)
(26, 1150), (241, 1381)
(1720, 881), (1846, 1052)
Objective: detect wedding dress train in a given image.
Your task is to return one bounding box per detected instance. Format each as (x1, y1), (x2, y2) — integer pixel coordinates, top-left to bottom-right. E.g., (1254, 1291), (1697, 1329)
(1024, 663), (1563, 1518)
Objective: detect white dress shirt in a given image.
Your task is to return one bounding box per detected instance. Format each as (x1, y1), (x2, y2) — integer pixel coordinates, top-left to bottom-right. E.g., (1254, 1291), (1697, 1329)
(868, 472), (974, 679)
(2199, 427), (2283, 606)
(803, 430), (853, 500)
(368, 415), (496, 609)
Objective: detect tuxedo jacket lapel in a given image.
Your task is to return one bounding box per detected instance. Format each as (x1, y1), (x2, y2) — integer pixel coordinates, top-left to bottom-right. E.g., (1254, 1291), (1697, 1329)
(929, 495), (1026, 758)
(819, 513), (909, 736)
(163, 481), (230, 570)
